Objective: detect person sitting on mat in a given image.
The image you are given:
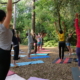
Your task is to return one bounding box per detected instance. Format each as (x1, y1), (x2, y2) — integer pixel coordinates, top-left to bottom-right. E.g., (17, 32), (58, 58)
(54, 22), (66, 62)
(0, 0), (13, 80)
(27, 29), (34, 58)
(74, 13), (80, 75)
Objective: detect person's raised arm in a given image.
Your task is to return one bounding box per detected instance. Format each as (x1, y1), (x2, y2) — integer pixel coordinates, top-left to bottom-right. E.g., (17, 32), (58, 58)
(54, 22), (59, 34)
(3, 0), (12, 29)
(62, 22), (66, 33)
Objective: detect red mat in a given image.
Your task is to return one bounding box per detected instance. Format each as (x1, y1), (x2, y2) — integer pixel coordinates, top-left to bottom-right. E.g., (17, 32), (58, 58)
(53, 58), (72, 64)
(41, 50), (50, 52)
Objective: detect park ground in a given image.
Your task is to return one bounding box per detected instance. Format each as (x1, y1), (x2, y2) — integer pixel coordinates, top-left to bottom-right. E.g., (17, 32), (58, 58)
(10, 45), (77, 80)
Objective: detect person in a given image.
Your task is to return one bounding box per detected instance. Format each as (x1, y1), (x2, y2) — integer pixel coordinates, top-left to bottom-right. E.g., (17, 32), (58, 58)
(16, 33), (21, 44)
(32, 33), (37, 54)
(36, 33), (41, 52)
(27, 29), (34, 58)
(40, 34), (43, 50)
(12, 28), (19, 67)
(0, 0), (13, 80)
(75, 13), (80, 76)
(54, 22), (66, 62)
(66, 32), (74, 55)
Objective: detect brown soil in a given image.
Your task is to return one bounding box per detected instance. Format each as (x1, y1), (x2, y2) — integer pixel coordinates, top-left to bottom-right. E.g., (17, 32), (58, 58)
(10, 45), (77, 80)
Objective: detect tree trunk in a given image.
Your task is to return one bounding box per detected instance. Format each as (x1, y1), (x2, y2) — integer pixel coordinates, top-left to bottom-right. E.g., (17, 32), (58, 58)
(57, 5), (61, 30)
(32, 0), (35, 34)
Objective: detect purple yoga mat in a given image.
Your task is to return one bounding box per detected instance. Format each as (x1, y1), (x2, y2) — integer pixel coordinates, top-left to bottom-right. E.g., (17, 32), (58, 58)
(28, 77), (49, 80)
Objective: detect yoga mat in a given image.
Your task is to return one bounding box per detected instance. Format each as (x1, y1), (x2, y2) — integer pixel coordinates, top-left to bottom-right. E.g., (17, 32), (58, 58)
(52, 58), (59, 63)
(6, 74), (26, 80)
(52, 58), (72, 64)
(71, 67), (80, 80)
(7, 71), (15, 76)
(28, 77), (49, 80)
(30, 60), (44, 64)
(31, 53), (49, 56)
(10, 60), (44, 67)
(11, 55), (27, 57)
(28, 56), (50, 59)
(41, 50), (50, 52)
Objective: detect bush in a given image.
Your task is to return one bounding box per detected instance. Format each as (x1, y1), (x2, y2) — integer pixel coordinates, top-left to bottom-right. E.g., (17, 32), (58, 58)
(43, 40), (58, 47)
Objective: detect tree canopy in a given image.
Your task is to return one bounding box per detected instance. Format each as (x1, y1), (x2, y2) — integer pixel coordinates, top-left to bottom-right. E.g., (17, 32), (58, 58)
(0, 0), (79, 46)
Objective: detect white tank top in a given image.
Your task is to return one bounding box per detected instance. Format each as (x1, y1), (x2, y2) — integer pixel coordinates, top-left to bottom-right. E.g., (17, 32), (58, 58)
(0, 24), (13, 50)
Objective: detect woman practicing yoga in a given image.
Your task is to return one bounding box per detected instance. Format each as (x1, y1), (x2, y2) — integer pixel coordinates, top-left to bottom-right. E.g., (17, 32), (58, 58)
(0, 0), (12, 79)
(75, 13), (80, 77)
(66, 32), (73, 55)
(54, 22), (66, 62)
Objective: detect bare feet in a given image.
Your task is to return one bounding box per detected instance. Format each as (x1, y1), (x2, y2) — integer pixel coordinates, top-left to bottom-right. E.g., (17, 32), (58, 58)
(60, 59), (64, 62)
(13, 64), (18, 68)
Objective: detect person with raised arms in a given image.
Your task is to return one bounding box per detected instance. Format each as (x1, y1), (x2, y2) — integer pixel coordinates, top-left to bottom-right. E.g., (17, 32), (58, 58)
(75, 13), (80, 77)
(0, 0), (13, 79)
(54, 22), (66, 62)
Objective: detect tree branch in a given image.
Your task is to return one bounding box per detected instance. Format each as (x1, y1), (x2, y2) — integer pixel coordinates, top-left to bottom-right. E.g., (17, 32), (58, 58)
(0, 0), (21, 4)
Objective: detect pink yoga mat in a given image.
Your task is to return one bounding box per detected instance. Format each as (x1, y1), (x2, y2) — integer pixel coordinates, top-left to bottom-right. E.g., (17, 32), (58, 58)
(28, 77), (49, 80)
(63, 58), (69, 64)
(56, 59), (61, 64)
(7, 71), (15, 76)
(41, 50), (50, 52)
(37, 51), (48, 53)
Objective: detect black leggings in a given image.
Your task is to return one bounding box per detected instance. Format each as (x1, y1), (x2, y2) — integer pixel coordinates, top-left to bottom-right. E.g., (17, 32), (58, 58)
(34, 44), (37, 53)
(0, 48), (11, 80)
(59, 41), (65, 59)
(13, 45), (19, 60)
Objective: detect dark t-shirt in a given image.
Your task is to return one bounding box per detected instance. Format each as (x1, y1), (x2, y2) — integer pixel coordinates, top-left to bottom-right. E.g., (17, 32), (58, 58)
(66, 36), (72, 43)
(12, 29), (19, 45)
(33, 37), (37, 43)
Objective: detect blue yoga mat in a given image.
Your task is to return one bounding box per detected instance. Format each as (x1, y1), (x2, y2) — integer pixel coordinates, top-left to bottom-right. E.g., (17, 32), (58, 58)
(10, 60), (44, 67)
(11, 55), (27, 57)
(28, 55), (50, 59)
(31, 53), (49, 56)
